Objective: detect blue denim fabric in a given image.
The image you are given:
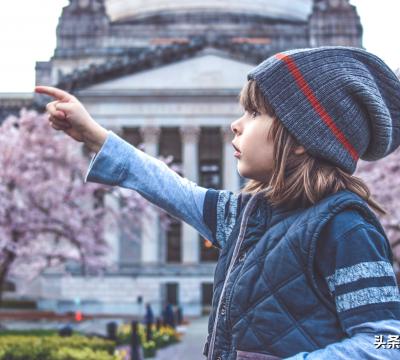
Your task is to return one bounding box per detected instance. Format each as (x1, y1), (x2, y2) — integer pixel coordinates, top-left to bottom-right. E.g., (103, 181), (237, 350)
(86, 131), (400, 360)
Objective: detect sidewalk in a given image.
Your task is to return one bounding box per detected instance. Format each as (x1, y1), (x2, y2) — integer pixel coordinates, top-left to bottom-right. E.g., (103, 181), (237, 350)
(155, 316), (209, 360)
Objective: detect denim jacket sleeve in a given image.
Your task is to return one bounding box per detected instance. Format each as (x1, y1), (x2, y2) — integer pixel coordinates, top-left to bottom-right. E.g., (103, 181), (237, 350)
(84, 130), (213, 241)
(284, 319), (400, 359)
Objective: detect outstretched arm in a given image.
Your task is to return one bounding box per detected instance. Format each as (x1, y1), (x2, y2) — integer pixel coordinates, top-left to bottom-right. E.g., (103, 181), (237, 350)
(85, 130), (214, 242)
(35, 86), (237, 246)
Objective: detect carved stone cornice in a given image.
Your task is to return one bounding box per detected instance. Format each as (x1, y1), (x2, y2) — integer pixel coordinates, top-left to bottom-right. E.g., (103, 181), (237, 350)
(180, 126), (201, 143)
(65, 0), (107, 15)
(313, 0), (352, 11)
(54, 38), (270, 91)
(139, 126), (161, 144)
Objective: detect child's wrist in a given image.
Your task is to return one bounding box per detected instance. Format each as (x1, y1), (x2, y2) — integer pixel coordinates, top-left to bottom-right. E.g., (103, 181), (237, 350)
(84, 125), (108, 153)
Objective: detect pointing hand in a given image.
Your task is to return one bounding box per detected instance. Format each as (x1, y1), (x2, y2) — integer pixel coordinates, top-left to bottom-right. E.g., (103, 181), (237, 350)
(35, 86), (108, 152)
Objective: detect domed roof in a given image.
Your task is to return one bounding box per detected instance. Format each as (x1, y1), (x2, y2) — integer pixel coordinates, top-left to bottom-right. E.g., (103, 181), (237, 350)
(106, 0), (313, 23)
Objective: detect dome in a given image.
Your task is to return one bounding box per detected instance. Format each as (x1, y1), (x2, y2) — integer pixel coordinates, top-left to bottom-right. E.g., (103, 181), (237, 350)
(106, 0), (313, 23)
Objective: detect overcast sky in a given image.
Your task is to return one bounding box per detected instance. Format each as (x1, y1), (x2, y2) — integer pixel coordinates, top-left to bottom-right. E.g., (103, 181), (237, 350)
(0, 0), (398, 93)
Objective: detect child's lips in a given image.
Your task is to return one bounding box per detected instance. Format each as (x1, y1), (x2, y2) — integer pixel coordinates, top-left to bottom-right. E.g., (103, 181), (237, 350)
(232, 142), (242, 158)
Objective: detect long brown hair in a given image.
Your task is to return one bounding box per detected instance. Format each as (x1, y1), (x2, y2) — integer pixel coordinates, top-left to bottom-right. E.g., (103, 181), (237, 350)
(239, 80), (388, 215)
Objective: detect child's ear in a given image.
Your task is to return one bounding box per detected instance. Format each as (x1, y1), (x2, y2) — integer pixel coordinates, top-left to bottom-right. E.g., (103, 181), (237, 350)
(294, 146), (306, 155)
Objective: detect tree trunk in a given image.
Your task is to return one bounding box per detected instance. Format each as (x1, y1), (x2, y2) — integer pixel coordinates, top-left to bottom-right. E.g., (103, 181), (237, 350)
(0, 250), (16, 305)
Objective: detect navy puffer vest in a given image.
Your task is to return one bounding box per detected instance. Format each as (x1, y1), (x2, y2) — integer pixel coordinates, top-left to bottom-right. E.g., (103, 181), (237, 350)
(203, 189), (391, 360)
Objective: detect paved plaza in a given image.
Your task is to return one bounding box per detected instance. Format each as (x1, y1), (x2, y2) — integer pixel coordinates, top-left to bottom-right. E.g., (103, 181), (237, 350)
(155, 316), (209, 360)
(0, 314), (210, 360)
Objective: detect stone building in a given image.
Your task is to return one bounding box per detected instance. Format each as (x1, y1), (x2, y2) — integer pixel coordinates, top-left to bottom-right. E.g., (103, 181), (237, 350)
(4, 0), (363, 316)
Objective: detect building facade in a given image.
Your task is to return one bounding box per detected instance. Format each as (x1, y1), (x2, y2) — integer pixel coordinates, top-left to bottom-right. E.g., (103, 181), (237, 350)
(4, 0), (363, 316)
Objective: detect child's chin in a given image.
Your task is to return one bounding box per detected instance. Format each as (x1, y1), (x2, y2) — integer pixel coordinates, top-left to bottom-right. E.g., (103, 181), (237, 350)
(238, 165), (272, 183)
(237, 164), (252, 179)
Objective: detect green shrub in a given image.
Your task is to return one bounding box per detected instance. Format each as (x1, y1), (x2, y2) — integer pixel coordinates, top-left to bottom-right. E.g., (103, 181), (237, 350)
(117, 323), (180, 349)
(0, 329), (58, 337)
(0, 337), (51, 360)
(152, 326), (180, 349)
(142, 341), (156, 358)
(0, 335), (117, 360)
(52, 347), (119, 360)
(0, 299), (37, 309)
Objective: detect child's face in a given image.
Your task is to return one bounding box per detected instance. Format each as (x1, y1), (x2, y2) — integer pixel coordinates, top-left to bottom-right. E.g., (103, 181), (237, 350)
(231, 110), (275, 182)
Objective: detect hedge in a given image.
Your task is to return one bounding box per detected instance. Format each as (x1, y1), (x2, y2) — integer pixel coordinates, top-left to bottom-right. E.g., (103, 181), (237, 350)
(0, 335), (120, 360)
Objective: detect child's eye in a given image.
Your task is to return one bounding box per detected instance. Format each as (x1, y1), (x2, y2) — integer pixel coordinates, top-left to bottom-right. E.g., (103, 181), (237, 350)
(251, 111), (259, 118)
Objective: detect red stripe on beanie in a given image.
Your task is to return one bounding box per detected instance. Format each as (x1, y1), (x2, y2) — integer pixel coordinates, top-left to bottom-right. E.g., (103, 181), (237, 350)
(275, 53), (359, 161)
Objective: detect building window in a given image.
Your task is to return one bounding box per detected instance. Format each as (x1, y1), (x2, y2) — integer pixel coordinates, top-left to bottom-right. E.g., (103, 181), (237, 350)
(122, 127), (143, 147)
(165, 282), (179, 306)
(201, 283), (214, 314)
(166, 217), (181, 263)
(200, 161), (221, 189)
(160, 129), (183, 264)
(199, 127), (222, 189)
(159, 127), (182, 173)
(200, 235), (219, 262)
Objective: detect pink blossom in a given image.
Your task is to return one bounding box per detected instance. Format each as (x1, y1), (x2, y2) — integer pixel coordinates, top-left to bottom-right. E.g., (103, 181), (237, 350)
(356, 147), (400, 268)
(0, 110), (171, 298)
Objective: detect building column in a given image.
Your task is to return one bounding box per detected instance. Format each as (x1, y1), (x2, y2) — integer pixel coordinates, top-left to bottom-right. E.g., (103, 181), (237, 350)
(103, 126), (124, 265)
(139, 126), (161, 264)
(221, 126), (240, 192)
(180, 126), (201, 264)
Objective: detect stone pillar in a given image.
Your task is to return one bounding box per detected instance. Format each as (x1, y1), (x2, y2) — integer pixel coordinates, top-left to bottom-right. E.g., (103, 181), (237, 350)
(139, 126), (161, 264)
(221, 126), (240, 192)
(103, 125), (123, 265)
(180, 126), (201, 264)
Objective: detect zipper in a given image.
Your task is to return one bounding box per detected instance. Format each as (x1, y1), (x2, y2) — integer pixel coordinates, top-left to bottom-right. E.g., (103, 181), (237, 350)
(225, 259), (244, 331)
(207, 193), (261, 360)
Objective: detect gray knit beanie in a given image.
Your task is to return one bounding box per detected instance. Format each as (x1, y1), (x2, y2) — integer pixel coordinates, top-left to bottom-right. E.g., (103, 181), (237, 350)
(247, 46), (400, 174)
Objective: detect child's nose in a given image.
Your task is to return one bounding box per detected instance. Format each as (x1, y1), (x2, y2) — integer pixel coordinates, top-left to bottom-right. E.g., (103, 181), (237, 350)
(231, 120), (240, 135)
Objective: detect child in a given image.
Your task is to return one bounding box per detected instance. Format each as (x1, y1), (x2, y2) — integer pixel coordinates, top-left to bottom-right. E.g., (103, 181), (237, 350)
(36, 46), (400, 359)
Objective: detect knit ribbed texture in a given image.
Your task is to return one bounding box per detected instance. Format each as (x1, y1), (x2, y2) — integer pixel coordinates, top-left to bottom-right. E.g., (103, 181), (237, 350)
(247, 46), (400, 174)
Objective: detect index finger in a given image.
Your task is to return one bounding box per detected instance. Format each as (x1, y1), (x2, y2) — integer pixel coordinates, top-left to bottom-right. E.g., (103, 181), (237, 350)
(35, 86), (73, 102)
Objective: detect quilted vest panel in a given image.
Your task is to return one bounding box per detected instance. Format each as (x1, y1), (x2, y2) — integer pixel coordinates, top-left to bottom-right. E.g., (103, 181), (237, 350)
(204, 190), (390, 360)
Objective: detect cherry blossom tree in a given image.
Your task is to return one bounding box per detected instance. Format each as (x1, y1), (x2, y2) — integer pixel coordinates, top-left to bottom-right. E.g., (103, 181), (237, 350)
(354, 69), (400, 273)
(355, 150), (400, 271)
(0, 110), (171, 302)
